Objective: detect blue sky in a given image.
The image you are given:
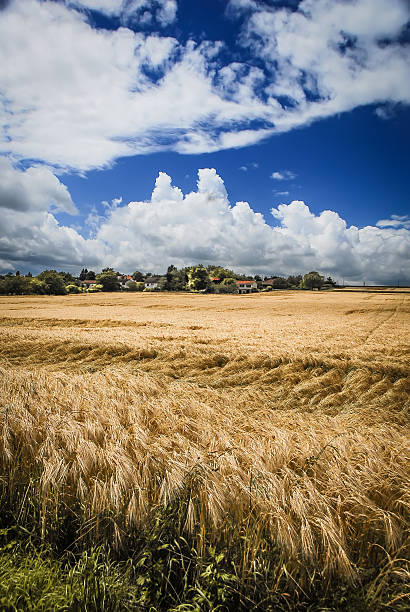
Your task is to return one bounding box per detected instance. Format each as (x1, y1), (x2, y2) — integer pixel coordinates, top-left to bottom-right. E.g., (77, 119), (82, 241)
(0, 0), (409, 283)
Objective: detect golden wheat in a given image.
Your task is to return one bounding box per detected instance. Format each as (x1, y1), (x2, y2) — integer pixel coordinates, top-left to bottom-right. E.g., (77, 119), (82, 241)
(0, 290), (409, 593)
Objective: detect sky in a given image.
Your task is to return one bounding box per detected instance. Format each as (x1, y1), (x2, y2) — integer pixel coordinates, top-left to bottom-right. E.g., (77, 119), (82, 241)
(0, 0), (409, 284)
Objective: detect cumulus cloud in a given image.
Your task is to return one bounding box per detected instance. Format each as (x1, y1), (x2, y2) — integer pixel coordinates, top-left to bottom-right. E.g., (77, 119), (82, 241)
(0, 158), (100, 272)
(0, 157), (76, 214)
(2, 166), (408, 285)
(0, 0), (408, 169)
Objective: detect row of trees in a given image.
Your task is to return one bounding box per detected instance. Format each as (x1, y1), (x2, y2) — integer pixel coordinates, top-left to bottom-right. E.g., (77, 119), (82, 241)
(0, 267), (334, 295)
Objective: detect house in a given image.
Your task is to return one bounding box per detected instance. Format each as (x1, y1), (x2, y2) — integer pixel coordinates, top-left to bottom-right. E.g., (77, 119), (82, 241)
(262, 278), (276, 288)
(210, 277), (221, 284)
(144, 276), (164, 290)
(117, 275), (133, 289)
(80, 279), (96, 289)
(236, 280), (257, 294)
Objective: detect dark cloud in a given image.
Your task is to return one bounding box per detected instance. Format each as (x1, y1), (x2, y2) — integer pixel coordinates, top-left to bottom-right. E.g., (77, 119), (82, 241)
(0, 0), (12, 10)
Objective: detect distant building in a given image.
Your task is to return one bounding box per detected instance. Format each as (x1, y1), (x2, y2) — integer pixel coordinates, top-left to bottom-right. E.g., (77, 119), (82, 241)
(144, 276), (165, 289)
(117, 275), (133, 289)
(236, 280), (257, 294)
(80, 279), (96, 288)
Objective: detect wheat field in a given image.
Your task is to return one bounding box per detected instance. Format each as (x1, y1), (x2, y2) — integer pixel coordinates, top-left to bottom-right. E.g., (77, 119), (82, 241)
(0, 290), (409, 609)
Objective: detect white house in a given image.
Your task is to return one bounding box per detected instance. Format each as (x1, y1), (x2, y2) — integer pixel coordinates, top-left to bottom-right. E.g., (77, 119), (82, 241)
(144, 276), (164, 289)
(236, 280), (257, 294)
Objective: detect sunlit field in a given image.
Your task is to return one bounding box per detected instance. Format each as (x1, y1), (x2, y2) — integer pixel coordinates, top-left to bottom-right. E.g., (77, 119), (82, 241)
(0, 291), (409, 610)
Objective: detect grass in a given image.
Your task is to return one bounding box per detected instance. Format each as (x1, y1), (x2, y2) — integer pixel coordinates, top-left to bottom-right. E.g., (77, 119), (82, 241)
(0, 291), (409, 610)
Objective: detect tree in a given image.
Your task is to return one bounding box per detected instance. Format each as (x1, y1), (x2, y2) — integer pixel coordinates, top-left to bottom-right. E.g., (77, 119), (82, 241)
(85, 270), (96, 280)
(37, 270), (67, 295)
(0, 275), (31, 295)
(30, 279), (48, 294)
(132, 270), (144, 282)
(79, 268), (88, 281)
(58, 271), (75, 284)
(302, 271), (324, 290)
(287, 274), (302, 288)
(187, 266), (210, 291)
(124, 280), (138, 291)
(95, 269), (119, 291)
(216, 278), (237, 294)
(271, 277), (289, 289)
(164, 265), (187, 291)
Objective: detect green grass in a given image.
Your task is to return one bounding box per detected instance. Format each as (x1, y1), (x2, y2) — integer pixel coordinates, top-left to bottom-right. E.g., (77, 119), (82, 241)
(1, 510), (408, 612)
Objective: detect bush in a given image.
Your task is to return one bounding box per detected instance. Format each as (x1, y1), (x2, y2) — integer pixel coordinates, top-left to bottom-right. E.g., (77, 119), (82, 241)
(87, 284), (103, 293)
(66, 284), (81, 294)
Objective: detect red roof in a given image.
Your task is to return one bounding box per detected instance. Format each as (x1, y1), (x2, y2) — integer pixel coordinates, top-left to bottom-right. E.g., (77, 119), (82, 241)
(236, 280), (255, 284)
(83, 280), (96, 284)
(210, 277), (220, 281)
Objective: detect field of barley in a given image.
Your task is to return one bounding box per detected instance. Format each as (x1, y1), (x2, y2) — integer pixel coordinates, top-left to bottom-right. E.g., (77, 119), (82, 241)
(0, 290), (409, 610)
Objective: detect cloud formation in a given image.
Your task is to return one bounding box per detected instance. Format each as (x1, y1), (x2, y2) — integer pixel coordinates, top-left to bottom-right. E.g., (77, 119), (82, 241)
(271, 170), (296, 181)
(1, 164), (409, 285)
(0, 0), (408, 169)
(70, 0), (177, 25)
(0, 159), (100, 272)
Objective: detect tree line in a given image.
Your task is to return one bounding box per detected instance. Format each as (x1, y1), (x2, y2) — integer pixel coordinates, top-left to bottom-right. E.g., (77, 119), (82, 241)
(0, 266), (335, 295)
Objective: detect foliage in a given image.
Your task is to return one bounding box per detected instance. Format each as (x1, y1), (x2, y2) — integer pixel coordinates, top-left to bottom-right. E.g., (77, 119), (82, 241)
(96, 269), (119, 292)
(287, 274), (303, 288)
(0, 275), (32, 295)
(270, 277), (289, 289)
(132, 270), (145, 282)
(37, 270), (67, 295)
(164, 265), (188, 291)
(66, 284), (82, 294)
(58, 271), (76, 284)
(87, 283), (103, 293)
(0, 536), (137, 611)
(30, 278), (48, 294)
(187, 266), (210, 291)
(215, 278), (238, 294)
(302, 270), (324, 290)
(124, 280), (138, 291)
(207, 265), (241, 281)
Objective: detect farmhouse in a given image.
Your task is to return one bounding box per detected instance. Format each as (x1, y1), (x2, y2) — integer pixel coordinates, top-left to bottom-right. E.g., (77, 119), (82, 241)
(117, 275), (133, 289)
(236, 280), (257, 294)
(144, 276), (164, 289)
(80, 279), (96, 289)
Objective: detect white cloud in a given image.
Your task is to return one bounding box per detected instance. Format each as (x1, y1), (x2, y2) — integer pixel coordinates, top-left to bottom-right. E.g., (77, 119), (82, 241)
(271, 170), (296, 180)
(0, 0), (408, 170)
(376, 215), (410, 229)
(0, 157), (77, 214)
(237, 0), (410, 131)
(70, 0), (177, 25)
(2, 165), (408, 285)
(68, 0), (123, 15)
(0, 159), (101, 273)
